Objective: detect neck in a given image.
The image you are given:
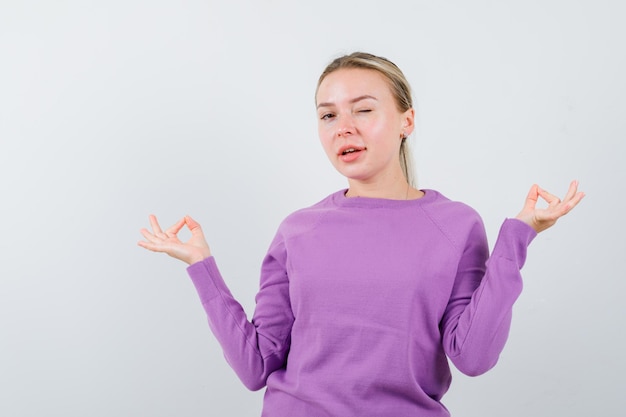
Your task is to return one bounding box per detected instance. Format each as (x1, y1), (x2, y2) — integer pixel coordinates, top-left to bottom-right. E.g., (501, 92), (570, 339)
(345, 177), (421, 200)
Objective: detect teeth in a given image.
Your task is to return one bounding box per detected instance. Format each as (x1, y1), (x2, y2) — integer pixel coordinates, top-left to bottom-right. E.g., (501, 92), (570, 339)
(343, 148), (356, 155)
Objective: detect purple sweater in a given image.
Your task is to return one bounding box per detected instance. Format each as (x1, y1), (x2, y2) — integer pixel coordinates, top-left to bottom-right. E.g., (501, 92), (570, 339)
(187, 189), (536, 416)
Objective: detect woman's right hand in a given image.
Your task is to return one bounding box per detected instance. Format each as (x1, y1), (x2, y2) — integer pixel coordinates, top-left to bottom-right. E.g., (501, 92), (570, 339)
(138, 214), (212, 265)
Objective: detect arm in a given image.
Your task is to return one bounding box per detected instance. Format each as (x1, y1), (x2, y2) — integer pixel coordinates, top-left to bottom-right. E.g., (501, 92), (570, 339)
(187, 236), (293, 391)
(138, 215), (294, 390)
(441, 218), (535, 376)
(441, 181), (584, 376)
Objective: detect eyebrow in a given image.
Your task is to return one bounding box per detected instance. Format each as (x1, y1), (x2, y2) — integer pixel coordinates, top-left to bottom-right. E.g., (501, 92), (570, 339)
(316, 94), (378, 109)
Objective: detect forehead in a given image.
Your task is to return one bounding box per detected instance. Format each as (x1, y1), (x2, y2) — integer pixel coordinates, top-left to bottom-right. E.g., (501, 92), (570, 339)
(316, 68), (393, 104)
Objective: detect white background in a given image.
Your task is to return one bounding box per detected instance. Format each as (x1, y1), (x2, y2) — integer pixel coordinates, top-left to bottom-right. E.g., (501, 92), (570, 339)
(1, 1), (623, 416)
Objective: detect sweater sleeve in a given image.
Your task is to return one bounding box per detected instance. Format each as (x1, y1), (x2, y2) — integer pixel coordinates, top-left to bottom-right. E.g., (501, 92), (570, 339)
(441, 218), (536, 376)
(186, 232), (294, 391)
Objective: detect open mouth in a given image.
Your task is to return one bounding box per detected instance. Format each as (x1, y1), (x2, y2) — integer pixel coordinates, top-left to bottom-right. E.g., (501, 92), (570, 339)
(339, 146), (365, 156)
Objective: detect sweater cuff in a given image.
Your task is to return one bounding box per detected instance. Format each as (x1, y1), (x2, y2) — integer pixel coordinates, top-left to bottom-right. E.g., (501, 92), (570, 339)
(186, 257), (230, 303)
(490, 218), (537, 269)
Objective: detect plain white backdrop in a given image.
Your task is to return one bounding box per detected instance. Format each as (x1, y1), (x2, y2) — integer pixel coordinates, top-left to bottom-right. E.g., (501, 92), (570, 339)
(1, 1), (623, 416)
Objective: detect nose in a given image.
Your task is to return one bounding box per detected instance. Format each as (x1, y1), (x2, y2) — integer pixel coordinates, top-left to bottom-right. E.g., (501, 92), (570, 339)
(336, 115), (355, 138)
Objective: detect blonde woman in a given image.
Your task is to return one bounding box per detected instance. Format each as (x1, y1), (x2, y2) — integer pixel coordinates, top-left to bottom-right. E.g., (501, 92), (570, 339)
(139, 52), (584, 417)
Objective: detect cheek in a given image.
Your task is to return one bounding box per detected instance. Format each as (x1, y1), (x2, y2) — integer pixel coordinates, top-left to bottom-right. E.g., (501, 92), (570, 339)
(368, 117), (400, 145)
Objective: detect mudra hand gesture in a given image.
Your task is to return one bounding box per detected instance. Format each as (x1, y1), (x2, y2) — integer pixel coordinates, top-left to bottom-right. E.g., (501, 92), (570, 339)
(138, 181), (584, 264)
(138, 214), (212, 265)
(515, 180), (585, 233)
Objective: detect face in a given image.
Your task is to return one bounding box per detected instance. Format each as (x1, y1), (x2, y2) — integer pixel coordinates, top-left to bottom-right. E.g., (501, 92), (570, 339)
(315, 68), (414, 185)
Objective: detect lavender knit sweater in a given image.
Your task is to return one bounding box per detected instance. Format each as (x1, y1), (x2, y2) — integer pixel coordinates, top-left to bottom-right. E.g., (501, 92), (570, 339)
(187, 189), (536, 416)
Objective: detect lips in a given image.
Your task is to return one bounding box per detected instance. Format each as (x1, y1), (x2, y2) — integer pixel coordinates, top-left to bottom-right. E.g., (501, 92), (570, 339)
(338, 145), (366, 156)
(338, 145), (366, 162)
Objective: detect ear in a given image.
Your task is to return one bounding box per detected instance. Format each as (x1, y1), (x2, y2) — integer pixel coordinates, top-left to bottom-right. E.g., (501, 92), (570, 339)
(401, 108), (415, 136)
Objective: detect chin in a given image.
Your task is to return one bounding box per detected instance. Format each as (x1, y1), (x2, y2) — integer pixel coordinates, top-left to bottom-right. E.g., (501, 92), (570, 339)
(338, 170), (371, 182)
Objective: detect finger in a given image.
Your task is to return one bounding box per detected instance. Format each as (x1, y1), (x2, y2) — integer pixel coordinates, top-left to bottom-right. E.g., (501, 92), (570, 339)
(185, 216), (207, 239)
(537, 187), (561, 206)
(563, 190), (586, 213)
(522, 184), (539, 211)
(137, 239), (167, 253)
(140, 228), (159, 243)
(137, 239), (155, 250)
(185, 215), (203, 232)
(165, 218), (186, 237)
(561, 180), (579, 203)
(149, 214), (163, 234)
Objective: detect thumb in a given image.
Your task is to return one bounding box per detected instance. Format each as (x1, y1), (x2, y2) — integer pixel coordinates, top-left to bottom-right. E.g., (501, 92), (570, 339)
(185, 215), (205, 236)
(185, 215), (200, 228)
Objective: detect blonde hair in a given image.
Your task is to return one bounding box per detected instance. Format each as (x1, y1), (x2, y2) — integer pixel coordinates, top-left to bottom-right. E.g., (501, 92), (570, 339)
(316, 52), (416, 186)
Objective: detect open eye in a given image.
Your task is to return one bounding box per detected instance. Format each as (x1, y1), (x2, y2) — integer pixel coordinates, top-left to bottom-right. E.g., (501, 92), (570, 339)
(320, 113), (335, 120)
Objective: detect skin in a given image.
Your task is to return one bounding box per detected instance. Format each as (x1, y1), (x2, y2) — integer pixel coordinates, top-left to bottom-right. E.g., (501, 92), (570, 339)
(139, 214), (210, 265)
(138, 68), (585, 263)
(316, 68), (419, 200)
(516, 181), (584, 233)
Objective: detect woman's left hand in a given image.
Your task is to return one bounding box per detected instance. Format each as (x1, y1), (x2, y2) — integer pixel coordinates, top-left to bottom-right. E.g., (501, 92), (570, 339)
(516, 180), (585, 233)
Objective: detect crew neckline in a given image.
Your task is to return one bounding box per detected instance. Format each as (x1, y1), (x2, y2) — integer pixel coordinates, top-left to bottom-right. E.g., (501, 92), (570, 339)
(331, 188), (437, 208)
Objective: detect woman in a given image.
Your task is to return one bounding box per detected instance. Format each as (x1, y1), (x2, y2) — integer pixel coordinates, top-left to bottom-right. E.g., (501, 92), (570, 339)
(138, 52), (584, 416)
